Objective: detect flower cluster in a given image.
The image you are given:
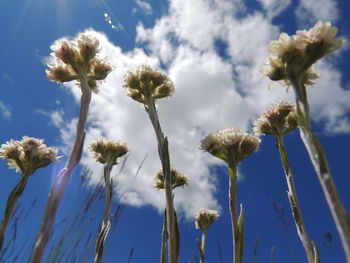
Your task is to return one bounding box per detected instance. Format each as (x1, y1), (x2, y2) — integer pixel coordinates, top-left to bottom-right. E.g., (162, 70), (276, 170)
(201, 128), (260, 165)
(46, 33), (113, 93)
(0, 137), (59, 176)
(89, 138), (129, 165)
(254, 100), (298, 136)
(261, 21), (344, 87)
(123, 65), (175, 104)
(154, 167), (189, 190)
(195, 208), (220, 232)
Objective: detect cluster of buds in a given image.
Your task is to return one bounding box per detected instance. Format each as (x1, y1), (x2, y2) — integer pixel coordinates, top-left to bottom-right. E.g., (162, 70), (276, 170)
(123, 65), (175, 104)
(201, 128), (260, 165)
(46, 33), (113, 93)
(195, 208), (220, 232)
(154, 167), (189, 190)
(89, 138), (129, 165)
(254, 100), (298, 136)
(261, 21), (344, 87)
(0, 137), (59, 176)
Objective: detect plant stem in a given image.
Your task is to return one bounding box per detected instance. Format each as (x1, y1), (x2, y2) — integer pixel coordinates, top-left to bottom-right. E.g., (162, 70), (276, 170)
(291, 78), (350, 262)
(200, 230), (207, 263)
(95, 162), (113, 263)
(228, 164), (241, 263)
(31, 77), (92, 263)
(160, 209), (167, 263)
(0, 174), (29, 251)
(145, 98), (177, 263)
(276, 134), (319, 263)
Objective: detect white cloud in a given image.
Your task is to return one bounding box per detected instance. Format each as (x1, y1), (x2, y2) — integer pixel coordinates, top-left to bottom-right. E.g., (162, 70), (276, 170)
(134, 0), (153, 15)
(0, 101), (11, 120)
(51, 0), (350, 219)
(258, 0), (291, 19)
(295, 0), (339, 26)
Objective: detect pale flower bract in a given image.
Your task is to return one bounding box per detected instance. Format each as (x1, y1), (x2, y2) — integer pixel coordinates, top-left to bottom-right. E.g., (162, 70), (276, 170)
(201, 128), (260, 165)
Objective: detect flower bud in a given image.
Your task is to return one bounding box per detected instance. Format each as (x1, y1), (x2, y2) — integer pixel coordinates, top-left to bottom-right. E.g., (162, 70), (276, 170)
(77, 34), (100, 61)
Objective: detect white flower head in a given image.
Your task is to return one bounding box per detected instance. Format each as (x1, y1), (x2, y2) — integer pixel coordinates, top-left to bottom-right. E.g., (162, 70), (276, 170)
(89, 138), (129, 165)
(254, 100), (298, 136)
(123, 65), (175, 104)
(201, 128), (260, 165)
(195, 208), (220, 231)
(0, 137), (59, 176)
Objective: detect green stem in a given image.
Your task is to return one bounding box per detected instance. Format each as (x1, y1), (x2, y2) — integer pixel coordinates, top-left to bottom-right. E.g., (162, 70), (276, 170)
(200, 230), (207, 263)
(276, 135), (319, 263)
(291, 79), (350, 262)
(95, 162), (114, 263)
(228, 164), (242, 263)
(0, 174), (29, 250)
(31, 76), (92, 263)
(145, 98), (177, 263)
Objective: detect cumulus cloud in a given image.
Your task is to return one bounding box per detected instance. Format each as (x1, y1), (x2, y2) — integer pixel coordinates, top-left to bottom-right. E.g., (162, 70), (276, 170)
(258, 0), (291, 19)
(51, 0), (349, 219)
(295, 0), (339, 26)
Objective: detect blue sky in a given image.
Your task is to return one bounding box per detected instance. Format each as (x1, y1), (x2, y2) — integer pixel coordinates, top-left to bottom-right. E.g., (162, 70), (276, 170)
(0, 0), (350, 262)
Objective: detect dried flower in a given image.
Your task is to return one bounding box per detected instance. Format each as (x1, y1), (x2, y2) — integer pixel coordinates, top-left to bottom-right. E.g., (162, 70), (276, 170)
(195, 208), (219, 232)
(123, 65), (175, 104)
(154, 167), (189, 190)
(201, 128), (260, 165)
(47, 34), (112, 92)
(254, 100), (298, 136)
(0, 137), (59, 176)
(89, 138), (129, 165)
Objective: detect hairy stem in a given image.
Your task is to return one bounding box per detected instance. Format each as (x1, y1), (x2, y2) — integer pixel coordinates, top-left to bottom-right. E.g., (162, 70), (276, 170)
(145, 99), (177, 263)
(95, 162), (113, 263)
(276, 135), (319, 263)
(291, 78), (350, 262)
(200, 230), (207, 263)
(228, 164), (242, 263)
(0, 174), (29, 251)
(31, 77), (92, 263)
(160, 209), (167, 263)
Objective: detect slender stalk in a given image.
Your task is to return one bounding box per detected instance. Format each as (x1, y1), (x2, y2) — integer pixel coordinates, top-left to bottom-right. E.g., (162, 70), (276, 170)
(95, 162), (113, 263)
(228, 164), (241, 263)
(0, 174), (29, 250)
(291, 78), (350, 262)
(145, 98), (177, 263)
(200, 230), (207, 263)
(31, 77), (92, 263)
(276, 134), (318, 263)
(160, 209), (167, 263)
